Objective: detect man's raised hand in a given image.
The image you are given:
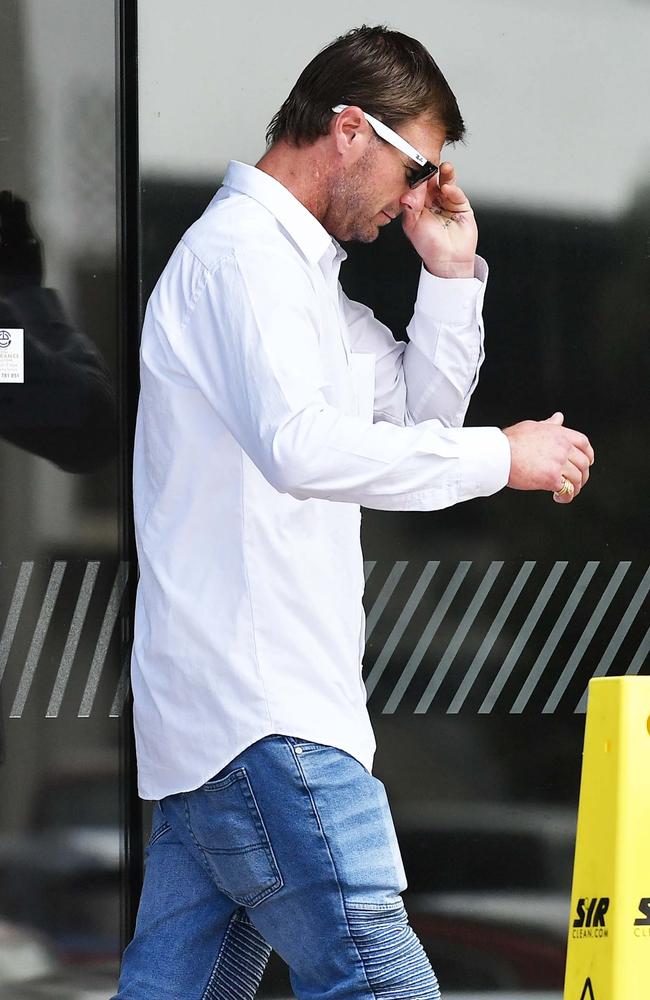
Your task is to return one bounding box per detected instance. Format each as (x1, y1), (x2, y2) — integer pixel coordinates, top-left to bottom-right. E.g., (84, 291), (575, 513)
(401, 162), (478, 279)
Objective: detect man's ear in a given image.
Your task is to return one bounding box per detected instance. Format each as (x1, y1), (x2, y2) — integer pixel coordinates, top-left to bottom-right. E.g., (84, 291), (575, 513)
(331, 106), (370, 163)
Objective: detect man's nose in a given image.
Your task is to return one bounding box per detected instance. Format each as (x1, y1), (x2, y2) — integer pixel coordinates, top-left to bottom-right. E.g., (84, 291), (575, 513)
(399, 184), (426, 213)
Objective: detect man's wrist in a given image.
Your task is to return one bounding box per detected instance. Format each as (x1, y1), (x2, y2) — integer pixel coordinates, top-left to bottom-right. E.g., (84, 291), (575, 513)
(422, 259), (476, 279)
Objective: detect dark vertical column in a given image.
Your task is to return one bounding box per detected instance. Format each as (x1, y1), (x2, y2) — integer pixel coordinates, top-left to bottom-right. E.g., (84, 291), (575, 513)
(116, 0), (143, 949)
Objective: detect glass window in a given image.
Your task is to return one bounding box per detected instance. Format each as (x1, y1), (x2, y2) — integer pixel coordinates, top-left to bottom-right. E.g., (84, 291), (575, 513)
(0, 1), (128, 996)
(136, 3), (650, 995)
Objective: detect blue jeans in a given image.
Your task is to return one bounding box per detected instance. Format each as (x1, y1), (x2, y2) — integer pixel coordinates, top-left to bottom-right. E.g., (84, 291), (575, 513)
(113, 734), (441, 999)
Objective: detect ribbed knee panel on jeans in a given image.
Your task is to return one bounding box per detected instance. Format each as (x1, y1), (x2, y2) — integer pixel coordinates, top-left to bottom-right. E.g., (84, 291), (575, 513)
(202, 909), (271, 1000)
(346, 900), (441, 1000)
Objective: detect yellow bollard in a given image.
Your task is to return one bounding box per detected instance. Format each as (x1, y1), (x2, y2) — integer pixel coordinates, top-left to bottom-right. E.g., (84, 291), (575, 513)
(563, 676), (650, 1000)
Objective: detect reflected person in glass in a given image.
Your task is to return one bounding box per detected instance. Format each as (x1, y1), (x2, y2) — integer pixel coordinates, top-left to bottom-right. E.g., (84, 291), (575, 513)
(0, 190), (117, 472)
(114, 24), (594, 1000)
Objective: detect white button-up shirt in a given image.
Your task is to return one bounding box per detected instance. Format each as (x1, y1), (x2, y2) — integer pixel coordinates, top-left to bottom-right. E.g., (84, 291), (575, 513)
(131, 160), (511, 800)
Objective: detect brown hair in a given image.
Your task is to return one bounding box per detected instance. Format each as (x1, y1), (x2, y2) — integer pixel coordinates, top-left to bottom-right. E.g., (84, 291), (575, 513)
(266, 25), (465, 148)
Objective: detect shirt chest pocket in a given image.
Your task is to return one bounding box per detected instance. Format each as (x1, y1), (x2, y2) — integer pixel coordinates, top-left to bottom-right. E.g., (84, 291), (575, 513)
(349, 352), (375, 424)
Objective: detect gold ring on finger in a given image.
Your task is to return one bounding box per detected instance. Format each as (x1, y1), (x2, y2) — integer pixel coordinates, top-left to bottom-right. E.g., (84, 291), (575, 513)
(553, 477), (574, 498)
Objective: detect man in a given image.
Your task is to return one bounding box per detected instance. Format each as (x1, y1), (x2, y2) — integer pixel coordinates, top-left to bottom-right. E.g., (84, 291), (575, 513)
(114, 25), (593, 999)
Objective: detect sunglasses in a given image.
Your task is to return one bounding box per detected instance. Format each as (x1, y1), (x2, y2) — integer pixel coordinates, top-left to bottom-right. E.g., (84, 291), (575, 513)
(331, 104), (439, 188)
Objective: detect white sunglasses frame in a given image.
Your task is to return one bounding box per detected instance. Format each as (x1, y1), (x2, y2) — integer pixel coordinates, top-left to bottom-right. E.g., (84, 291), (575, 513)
(331, 104), (438, 184)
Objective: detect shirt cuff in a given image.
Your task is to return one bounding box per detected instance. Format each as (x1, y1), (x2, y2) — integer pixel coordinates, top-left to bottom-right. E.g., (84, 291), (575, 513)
(457, 426), (511, 500)
(415, 255), (488, 326)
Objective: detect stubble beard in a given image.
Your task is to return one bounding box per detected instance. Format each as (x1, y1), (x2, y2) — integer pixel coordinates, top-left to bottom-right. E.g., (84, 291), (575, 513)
(331, 148), (381, 244)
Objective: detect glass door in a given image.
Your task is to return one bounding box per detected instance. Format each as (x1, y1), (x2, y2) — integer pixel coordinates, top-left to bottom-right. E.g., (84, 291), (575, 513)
(136, 3), (650, 996)
(0, 1), (136, 996)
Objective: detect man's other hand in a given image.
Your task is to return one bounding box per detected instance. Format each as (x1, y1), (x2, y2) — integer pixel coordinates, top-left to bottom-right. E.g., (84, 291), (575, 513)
(503, 412), (595, 504)
(401, 162), (478, 279)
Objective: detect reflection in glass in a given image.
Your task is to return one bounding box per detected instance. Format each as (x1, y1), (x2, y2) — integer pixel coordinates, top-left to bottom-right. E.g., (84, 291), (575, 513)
(0, 1), (123, 996)
(0, 191), (117, 472)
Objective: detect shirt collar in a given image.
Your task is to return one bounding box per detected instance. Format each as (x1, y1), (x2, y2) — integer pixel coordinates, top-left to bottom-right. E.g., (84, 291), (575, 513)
(219, 160), (340, 267)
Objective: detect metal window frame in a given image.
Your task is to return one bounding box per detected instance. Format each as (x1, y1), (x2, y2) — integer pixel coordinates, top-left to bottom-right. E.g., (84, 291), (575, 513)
(116, 0), (143, 948)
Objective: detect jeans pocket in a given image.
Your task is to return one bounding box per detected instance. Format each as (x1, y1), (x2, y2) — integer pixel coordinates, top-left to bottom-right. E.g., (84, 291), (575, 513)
(183, 767), (283, 908)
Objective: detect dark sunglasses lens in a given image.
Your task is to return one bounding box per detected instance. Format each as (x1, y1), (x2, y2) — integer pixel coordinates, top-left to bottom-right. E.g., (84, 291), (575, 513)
(409, 162), (438, 188)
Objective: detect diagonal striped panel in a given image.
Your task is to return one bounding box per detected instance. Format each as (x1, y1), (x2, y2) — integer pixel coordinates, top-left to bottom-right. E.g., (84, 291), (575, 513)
(10, 562), (67, 718)
(510, 561), (599, 713)
(0, 560), (647, 718)
(0, 561), (34, 684)
(627, 626), (650, 677)
(574, 565), (650, 712)
(447, 562), (535, 713)
(365, 561), (408, 640)
(366, 561), (648, 715)
(414, 562), (503, 714)
(542, 562), (630, 713)
(477, 563), (568, 713)
(365, 561), (440, 698)
(0, 560), (131, 721)
(110, 650), (133, 718)
(78, 561), (129, 718)
(47, 561), (101, 718)
(383, 562), (471, 713)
